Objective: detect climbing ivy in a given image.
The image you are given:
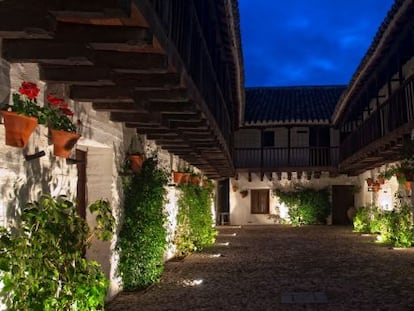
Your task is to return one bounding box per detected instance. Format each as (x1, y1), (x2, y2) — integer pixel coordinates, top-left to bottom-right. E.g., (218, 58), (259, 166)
(274, 188), (330, 225)
(175, 181), (217, 256)
(117, 157), (168, 290)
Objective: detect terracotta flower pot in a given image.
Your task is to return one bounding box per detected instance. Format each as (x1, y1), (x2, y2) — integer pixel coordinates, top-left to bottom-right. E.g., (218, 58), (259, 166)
(405, 181), (412, 191)
(1, 111), (38, 148)
(51, 129), (81, 158)
(372, 182), (381, 192)
(173, 172), (184, 184)
(366, 178), (374, 187)
(128, 154), (144, 173)
(181, 173), (190, 183)
(190, 175), (200, 185)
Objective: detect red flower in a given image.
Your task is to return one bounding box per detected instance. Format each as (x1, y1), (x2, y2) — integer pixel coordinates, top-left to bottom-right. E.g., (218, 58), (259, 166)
(47, 94), (64, 107)
(18, 82), (40, 99)
(60, 107), (74, 116)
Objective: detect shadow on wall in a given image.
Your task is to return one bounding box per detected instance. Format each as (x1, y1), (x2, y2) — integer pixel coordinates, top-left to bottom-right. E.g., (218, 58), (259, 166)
(0, 127), (79, 225)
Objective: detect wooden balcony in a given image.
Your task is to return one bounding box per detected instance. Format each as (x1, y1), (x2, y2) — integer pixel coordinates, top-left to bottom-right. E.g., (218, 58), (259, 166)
(339, 75), (414, 174)
(0, 0), (242, 178)
(234, 147), (339, 172)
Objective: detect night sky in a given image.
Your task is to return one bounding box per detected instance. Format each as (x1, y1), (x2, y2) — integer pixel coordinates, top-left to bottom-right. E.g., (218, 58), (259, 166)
(239, 0), (395, 87)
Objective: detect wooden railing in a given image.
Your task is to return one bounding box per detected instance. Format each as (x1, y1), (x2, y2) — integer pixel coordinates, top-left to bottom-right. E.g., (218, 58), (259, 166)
(234, 147), (339, 169)
(340, 75), (414, 161)
(148, 0), (233, 151)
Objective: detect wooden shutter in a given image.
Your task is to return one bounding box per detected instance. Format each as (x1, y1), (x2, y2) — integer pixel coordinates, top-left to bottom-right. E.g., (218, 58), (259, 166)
(251, 189), (269, 214)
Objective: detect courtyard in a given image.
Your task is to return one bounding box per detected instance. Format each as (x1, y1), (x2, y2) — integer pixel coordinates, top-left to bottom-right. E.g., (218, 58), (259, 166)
(107, 225), (414, 310)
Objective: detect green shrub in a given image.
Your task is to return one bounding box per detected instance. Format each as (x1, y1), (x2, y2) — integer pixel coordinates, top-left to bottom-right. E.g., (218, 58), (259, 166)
(117, 157), (168, 290)
(353, 206), (371, 233)
(379, 204), (413, 247)
(274, 188), (330, 225)
(0, 194), (113, 310)
(175, 181), (217, 256)
(353, 203), (414, 248)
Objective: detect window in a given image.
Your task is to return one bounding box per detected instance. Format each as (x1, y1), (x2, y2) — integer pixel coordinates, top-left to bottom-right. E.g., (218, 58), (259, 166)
(251, 189), (269, 214)
(263, 131), (274, 147)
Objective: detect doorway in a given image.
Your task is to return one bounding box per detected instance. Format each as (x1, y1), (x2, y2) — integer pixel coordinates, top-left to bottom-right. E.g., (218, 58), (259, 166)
(331, 185), (354, 225)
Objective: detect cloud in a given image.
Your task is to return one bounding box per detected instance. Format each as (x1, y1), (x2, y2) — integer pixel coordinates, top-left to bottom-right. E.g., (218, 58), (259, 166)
(239, 0), (395, 86)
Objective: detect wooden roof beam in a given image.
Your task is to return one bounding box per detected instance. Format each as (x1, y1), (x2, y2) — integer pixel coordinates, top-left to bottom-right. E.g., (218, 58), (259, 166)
(2, 39), (91, 65)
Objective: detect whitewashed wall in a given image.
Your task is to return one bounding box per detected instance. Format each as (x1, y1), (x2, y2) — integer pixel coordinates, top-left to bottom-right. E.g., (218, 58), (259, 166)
(230, 172), (357, 225)
(353, 162), (410, 210)
(0, 60), (208, 303)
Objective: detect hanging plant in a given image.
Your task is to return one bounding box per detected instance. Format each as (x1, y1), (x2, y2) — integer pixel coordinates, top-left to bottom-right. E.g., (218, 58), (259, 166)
(240, 189), (248, 198)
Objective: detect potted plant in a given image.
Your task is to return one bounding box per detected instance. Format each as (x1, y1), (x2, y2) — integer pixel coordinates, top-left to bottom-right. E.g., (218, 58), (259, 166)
(190, 173), (201, 185)
(366, 178), (374, 187)
(372, 182), (381, 192)
(1, 81), (44, 147)
(173, 165), (192, 185)
(232, 182), (238, 192)
(45, 94), (80, 158)
(126, 137), (145, 173)
(240, 189), (248, 198)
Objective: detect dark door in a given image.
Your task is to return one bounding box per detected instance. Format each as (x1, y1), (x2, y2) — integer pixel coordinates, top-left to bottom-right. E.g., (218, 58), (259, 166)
(331, 185), (354, 225)
(217, 179), (230, 223)
(76, 149), (87, 219)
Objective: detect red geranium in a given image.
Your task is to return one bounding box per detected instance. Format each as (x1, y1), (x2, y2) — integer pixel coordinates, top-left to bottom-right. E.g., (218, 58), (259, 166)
(18, 82), (40, 100)
(3, 81), (44, 121)
(46, 94), (64, 107)
(45, 94), (76, 133)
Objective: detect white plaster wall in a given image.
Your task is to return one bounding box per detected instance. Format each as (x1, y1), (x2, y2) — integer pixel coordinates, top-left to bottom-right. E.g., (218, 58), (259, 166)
(230, 172), (357, 225)
(353, 163), (408, 210)
(0, 60), (217, 306)
(0, 62), (128, 301)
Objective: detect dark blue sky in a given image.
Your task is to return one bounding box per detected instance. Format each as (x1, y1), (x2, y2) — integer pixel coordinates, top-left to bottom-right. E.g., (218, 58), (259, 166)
(239, 0), (395, 87)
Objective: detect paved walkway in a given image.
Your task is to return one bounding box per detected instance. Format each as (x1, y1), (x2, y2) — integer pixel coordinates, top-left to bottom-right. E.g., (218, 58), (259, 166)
(106, 225), (414, 310)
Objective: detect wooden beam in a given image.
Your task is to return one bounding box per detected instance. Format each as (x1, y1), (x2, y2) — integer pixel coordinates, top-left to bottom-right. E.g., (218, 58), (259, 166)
(146, 101), (196, 114)
(40, 65), (113, 85)
(92, 102), (147, 112)
(248, 172), (252, 182)
(110, 111), (161, 123)
(54, 23), (151, 45)
(71, 86), (134, 102)
(92, 50), (166, 71)
(134, 88), (188, 102)
(0, 9), (54, 39)
(114, 72), (180, 88)
(2, 39), (91, 65)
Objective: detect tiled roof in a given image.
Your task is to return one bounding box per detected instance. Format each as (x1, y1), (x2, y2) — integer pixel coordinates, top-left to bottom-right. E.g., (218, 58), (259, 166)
(244, 85), (346, 125)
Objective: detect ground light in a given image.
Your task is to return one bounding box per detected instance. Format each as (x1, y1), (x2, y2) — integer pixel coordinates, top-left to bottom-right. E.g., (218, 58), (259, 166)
(179, 279), (204, 287)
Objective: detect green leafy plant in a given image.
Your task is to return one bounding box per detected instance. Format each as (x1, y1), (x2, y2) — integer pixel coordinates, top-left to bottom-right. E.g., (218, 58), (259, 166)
(175, 182), (217, 256)
(378, 204), (414, 247)
(0, 194), (114, 310)
(353, 202), (414, 247)
(274, 188), (330, 225)
(117, 157), (168, 290)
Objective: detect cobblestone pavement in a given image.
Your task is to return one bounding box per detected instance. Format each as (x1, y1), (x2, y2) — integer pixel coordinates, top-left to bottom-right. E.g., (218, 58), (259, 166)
(106, 225), (414, 311)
